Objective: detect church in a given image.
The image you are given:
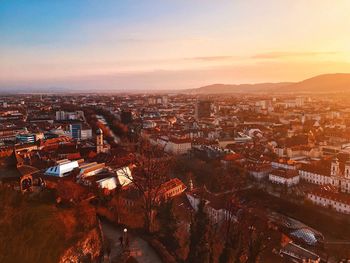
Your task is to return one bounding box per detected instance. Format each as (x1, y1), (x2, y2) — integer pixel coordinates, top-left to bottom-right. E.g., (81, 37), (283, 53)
(299, 157), (350, 193)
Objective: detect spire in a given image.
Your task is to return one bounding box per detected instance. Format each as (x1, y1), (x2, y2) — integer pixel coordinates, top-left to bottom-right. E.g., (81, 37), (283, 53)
(189, 177), (194, 191)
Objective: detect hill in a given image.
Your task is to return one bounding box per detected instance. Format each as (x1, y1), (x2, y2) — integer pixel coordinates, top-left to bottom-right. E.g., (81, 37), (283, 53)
(0, 187), (102, 263)
(192, 73), (350, 94)
(191, 82), (293, 94)
(283, 73), (350, 93)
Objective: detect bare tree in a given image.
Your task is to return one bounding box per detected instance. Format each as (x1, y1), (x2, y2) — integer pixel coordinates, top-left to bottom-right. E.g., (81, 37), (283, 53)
(120, 140), (172, 233)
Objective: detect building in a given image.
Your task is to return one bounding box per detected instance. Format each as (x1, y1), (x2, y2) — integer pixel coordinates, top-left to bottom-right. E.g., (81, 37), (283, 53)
(247, 163), (272, 180)
(78, 162), (105, 177)
(157, 178), (186, 201)
(45, 159), (79, 177)
(80, 127), (92, 140)
(164, 137), (192, 155)
(280, 242), (322, 263)
(70, 123), (82, 140)
(96, 177), (118, 190)
(16, 133), (36, 144)
(186, 187), (237, 225)
(307, 188), (350, 214)
(56, 110), (85, 121)
(269, 169), (299, 186)
(299, 157), (350, 193)
(195, 100), (211, 120)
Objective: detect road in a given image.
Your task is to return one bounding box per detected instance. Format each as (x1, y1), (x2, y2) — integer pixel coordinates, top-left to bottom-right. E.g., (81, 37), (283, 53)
(100, 220), (162, 263)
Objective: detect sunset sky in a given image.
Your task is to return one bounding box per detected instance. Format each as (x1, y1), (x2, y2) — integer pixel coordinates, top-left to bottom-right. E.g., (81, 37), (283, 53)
(1, 0), (350, 91)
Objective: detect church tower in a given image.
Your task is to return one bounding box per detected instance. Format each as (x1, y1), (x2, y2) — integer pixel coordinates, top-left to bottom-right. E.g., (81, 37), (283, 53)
(96, 128), (103, 154)
(189, 177), (194, 192)
(331, 157), (340, 177)
(345, 157), (350, 179)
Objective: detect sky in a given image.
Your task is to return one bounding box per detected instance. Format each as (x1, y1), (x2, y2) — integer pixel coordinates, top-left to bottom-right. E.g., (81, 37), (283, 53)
(1, 0), (350, 91)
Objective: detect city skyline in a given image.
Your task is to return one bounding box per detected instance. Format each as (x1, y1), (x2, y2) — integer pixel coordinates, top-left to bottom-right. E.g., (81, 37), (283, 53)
(1, 0), (350, 91)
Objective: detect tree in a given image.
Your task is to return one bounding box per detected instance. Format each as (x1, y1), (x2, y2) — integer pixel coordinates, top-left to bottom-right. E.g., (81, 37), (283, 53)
(120, 140), (171, 233)
(246, 230), (266, 263)
(157, 199), (179, 250)
(238, 209), (270, 263)
(187, 200), (211, 263)
(219, 197), (242, 263)
(219, 227), (242, 263)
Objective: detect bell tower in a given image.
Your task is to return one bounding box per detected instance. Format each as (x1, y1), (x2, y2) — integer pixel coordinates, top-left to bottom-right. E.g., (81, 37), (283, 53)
(331, 157), (340, 177)
(96, 128), (103, 154)
(345, 157), (350, 179)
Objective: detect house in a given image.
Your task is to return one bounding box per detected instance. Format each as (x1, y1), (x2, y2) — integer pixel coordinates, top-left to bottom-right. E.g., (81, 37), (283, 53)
(271, 160), (299, 170)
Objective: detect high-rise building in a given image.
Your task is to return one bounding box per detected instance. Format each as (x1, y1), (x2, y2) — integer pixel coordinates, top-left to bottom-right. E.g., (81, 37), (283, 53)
(162, 95), (168, 106)
(56, 110), (66, 121)
(194, 100), (212, 120)
(70, 123), (82, 140)
(56, 110), (85, 121)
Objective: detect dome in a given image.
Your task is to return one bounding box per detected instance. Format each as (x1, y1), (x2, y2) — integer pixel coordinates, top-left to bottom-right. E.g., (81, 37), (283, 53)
(290, 228), (320, 245)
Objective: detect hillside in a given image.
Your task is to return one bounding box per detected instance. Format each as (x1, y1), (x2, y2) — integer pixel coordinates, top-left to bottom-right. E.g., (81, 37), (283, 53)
(283, 73), (350, 93)
(0, 187), (102, 263)
(191, 82), (292, 94)
(192, 73), (350, 94)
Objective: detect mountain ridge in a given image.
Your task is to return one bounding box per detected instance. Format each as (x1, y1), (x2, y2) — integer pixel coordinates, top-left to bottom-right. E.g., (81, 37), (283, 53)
(191, 73), (350, 94)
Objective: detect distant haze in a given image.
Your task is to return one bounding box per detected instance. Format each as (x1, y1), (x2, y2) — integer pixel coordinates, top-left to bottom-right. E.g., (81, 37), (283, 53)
(1, 1), (350, 91)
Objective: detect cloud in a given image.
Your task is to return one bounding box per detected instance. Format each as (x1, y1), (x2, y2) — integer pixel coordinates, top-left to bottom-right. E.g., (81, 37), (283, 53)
(187, 56), (234, 61)
(252, 51), (338, 59)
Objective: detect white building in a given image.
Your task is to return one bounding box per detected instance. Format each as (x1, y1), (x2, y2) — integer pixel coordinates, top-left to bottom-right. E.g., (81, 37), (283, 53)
(299, 157), (350, 193)
(247, 163), (272, 180)
(96, 177), (118, 190)
(307, 189), (350, 214)
(271, 161), (298, 170)
(45, 159), (79, 177)
(80, 128), (92, 140)
(165, 138), (191, 155)
(269, 169), (299, 187)
(186, 188), (237, 225)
